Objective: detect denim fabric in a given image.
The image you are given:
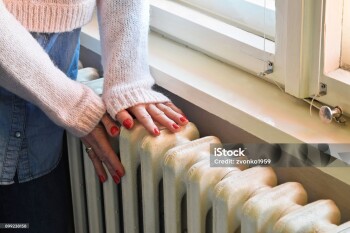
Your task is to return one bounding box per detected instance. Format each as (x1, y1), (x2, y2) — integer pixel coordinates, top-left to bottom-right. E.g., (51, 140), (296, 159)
(0, 143), (74, 233)
(0, 28), (81, 184)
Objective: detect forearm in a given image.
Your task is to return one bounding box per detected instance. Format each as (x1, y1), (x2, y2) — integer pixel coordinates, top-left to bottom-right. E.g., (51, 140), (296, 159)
(0, 4), (105, 137)
(96, 0), (169, 118)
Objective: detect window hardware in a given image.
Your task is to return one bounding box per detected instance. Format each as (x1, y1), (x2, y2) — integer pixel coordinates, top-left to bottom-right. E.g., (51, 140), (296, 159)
(258, 61), (273, 77)
(319, 83), (327, 96)
(319, 106), (346, 124)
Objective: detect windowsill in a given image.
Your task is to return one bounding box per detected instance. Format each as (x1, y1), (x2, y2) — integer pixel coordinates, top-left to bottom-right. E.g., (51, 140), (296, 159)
(80, 16), (350, 185)
(326, 68), (350, 86)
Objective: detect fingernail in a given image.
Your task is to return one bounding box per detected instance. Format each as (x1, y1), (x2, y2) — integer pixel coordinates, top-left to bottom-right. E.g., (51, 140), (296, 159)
(113, 175), (120, 184)
(180, 116), (188, 123)
(172, 124), (180, 129)
(110, 126), (119, 135)
(123, 119), (133, 129)
(99, 175), (106, 183)
(116, 170), (124, 178)
(154, 128), (160, 135)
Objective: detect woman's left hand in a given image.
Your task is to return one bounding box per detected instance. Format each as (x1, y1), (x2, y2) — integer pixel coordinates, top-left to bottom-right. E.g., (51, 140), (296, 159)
(81, 114), (124, 184)
(115, 102), (189, 136)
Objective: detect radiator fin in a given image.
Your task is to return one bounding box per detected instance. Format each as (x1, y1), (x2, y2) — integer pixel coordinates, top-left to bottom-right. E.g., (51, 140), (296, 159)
(67, 122), (350, 233)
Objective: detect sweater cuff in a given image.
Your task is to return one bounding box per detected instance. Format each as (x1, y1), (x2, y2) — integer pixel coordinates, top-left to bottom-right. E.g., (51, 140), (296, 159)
(67, 86), (106, 137)
(102, 79), (170, 119)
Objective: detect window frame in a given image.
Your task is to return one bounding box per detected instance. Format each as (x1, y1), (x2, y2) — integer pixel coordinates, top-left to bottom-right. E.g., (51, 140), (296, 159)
(170, 0), (276, 40)
(149, 0), (310, 93)
(149, 0), (277, 81)
(315, 0), (350, 115)
(150, 0), (350, 116)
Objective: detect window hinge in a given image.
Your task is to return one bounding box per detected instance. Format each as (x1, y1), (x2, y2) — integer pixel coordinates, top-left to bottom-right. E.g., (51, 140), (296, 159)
(258, 61), (274, 77)
(319, 82), (327, 96)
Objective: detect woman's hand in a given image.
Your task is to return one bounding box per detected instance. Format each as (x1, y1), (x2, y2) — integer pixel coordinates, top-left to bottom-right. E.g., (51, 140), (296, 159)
(115, 102), (189, 136)
(80, 114), (124, 184)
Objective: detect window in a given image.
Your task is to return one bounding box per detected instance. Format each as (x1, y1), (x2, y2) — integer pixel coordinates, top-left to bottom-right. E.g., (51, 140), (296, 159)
(320, 0), (350, 115)
(341, 0), (350, 70)
(172, 0), (276, 40)
(150, 0), (350, 116)
(150, 0), (278, 82)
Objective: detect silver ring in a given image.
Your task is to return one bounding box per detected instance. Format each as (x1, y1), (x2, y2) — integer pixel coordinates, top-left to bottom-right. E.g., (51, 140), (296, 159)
(85, 147), (93, 154)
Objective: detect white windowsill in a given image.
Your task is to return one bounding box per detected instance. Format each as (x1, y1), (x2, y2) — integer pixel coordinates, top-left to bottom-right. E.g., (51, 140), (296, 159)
(80, 16), (350, 185)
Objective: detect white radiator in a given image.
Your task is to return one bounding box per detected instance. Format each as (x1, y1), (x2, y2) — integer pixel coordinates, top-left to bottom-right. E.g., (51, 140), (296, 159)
(66, 122), (350, 233)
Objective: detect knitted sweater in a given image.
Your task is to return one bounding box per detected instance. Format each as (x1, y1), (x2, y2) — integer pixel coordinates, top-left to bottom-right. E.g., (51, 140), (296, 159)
(0, 0), (169, 137)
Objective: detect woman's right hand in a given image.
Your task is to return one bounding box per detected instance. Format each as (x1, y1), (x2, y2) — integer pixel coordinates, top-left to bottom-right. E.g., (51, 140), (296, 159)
(80, 114), (124, 184)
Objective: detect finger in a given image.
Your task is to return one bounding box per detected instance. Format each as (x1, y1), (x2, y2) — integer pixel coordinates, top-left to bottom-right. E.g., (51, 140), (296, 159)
(101, 114), (119, 137)
(116, 110), (134, 130)
(83, 128), (125, 184)
(95, 144), (125, 184)
(129, 104), (160, 136)
(147, 104), (181, 133)
(85, 145), (108, 183)
(164, 102), (185, 115)
(81, 139), (108, 183)
(156, 103), (189, 126)
(94, 130), (125, 178)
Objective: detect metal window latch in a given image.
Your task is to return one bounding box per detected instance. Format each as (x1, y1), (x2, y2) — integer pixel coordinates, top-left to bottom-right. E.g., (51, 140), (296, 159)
(258, 61), (274, 77)
(319, 83), (327, 96)
(319, 106), (346, 124)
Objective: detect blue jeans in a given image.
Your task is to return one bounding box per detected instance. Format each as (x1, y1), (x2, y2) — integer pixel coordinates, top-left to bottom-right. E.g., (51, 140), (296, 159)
(0, 28), (81, 232)
(0, 142), (74, 233)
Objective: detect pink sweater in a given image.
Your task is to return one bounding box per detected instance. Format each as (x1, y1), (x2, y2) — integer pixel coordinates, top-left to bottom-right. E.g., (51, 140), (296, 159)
(0, 0), (169, 137)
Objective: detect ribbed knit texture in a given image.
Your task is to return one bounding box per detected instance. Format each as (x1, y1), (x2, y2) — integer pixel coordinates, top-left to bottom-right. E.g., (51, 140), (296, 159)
(0, 0), (170, 135)
(97, 0), (170, 118)
(3, 0), (96, 33)
(0, 1), (105, 137)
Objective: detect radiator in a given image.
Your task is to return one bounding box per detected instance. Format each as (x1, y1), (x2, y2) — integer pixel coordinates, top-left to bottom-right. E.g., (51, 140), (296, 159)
(69, 68), (350, 233)
(66, 121), (350, 233)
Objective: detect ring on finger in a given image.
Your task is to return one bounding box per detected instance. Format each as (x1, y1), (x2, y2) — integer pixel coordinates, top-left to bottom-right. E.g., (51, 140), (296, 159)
(85, 146), (93, 154)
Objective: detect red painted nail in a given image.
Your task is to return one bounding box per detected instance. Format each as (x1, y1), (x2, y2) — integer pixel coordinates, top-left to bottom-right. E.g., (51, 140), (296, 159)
(116, 170), (124, 178)
(123, 119), (133, 129)
(98, 175), (106, 183)
(172, 124), (180, 129)
(113, 175), (120, 184)
(110, 126), (119, 135)
(154, 128), (160, 135)
(180, 116), (188, 123)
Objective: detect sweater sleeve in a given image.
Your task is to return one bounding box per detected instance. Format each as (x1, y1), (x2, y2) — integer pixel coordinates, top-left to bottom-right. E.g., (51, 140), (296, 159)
(96, 0), (170, 119)
(0, 3), (106, 137)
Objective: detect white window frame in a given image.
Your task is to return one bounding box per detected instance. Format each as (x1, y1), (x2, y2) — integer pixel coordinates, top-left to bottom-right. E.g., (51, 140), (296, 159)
(311, 0), (350, 115)
(170, 0), (276, 40)
(150, 0), (278, 82)
(150, 0), (350, 115)
(150, 0), (316, 97)
(341, 0), (350, 69)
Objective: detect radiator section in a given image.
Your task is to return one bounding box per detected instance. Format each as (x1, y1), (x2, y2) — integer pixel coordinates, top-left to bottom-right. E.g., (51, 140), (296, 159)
(67, 121), (350, 233)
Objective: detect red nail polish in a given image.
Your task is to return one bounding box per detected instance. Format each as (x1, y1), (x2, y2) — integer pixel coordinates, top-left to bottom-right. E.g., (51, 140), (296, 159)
(180, 116), (188, 123)
(113, 175), (120, 184)
(154, 128), (160, 135)
(116, 170), (124, 178)
(98, 175), (106, 183)
(123, 119), (133, 129)
(172, 124), (180, 129)
(110, 126), (119, 135)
